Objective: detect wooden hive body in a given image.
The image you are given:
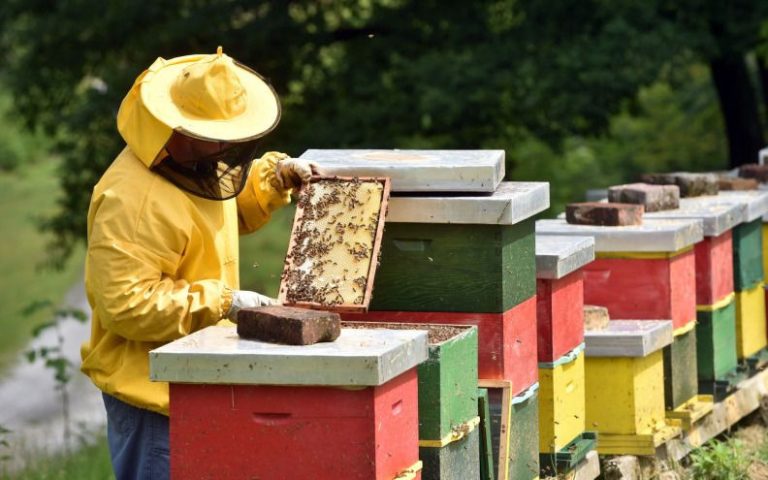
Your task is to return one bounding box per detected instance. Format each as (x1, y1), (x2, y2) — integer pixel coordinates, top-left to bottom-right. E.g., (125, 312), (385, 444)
(538, 346), (586, 453)
(343, 297), (539, 397)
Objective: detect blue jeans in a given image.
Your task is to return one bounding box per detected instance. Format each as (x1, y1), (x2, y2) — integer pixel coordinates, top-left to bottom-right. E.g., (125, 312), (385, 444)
(102, 393), (169, 480)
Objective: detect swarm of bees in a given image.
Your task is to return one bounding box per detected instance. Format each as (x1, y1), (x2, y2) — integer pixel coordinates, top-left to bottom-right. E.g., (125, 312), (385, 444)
(280, 177), (386, 308)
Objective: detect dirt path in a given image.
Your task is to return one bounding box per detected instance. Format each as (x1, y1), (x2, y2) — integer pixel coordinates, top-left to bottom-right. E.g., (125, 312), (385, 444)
(0, 281), (105, 470)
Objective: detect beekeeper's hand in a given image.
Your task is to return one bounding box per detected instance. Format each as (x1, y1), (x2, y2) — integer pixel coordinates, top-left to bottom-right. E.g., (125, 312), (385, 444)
(275, 158), (320, 190)
(227, 290), (279, 323)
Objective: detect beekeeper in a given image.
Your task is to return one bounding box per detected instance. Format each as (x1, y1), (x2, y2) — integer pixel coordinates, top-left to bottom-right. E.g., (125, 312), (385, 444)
(80, 47), (315, 479)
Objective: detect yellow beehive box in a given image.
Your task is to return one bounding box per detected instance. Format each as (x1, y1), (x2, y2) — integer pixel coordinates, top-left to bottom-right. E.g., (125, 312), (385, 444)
(735, 281), (767, 359)
(762, 224), (768, 284)
(538, 346), (585, 453)
(584, 320), (681, 455)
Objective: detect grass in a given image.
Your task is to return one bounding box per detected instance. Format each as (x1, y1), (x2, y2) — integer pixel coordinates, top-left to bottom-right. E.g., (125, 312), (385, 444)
(2, 435), (113, 480)
(0, 159), (84, 368)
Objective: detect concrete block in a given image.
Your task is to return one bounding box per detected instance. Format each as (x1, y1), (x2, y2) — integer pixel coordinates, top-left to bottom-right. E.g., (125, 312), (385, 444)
(236, 306), (341, 345)
(608, 183), (680, 212)
(566, 202), (644, 226)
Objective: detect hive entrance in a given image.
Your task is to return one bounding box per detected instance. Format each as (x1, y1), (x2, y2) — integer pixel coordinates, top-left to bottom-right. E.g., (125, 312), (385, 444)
(279, 176), (390, 312)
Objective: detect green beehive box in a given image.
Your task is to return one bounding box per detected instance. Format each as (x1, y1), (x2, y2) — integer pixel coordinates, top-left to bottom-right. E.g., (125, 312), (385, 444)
(419, 429), (481, 480)
(733, 219), (764, 291)
(696, 298), (738, 382)
(343, 321), (478, 442)
(663, 327), (699, 410)
(490, 384), (540, 480)
(370, 219), (536, 313)
(417, 324), (479, 441)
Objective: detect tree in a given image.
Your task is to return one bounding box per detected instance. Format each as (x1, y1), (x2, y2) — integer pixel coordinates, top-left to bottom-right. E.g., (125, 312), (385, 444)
(660, 0), (768, 167)
(0, 1), (765, 264)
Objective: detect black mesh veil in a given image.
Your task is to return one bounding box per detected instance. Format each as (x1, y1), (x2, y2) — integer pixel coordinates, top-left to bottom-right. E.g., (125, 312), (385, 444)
(152, 139), (262, 201)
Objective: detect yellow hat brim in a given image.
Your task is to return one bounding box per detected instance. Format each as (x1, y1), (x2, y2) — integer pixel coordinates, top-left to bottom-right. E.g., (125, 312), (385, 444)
(139, 56), (280, 142)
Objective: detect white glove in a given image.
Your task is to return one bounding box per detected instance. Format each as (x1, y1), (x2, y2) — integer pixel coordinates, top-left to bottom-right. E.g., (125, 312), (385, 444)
(227, 290), (278, 322)
(274, 158), (319, 190)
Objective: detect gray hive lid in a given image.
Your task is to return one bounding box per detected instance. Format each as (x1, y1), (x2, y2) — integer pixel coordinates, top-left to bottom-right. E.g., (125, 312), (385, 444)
(644, 200), (744, 237)
(299, 149), (504, 193)
(535, 235), (595, 279)
(150, 326), (428, 386)
(386, 182), (549, 224)
(585, 320), (673, 357)
(711, 191), (768, 223)
(535, 218), (703, 253)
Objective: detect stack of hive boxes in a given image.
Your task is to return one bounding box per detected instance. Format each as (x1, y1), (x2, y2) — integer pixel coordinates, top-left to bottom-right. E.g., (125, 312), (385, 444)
(645, 199), (745, 400)
(535, 235), (597, 476)
(301, 149), (550, 480)
(713, 191), (768, 369)
(536, 218), (713, 444)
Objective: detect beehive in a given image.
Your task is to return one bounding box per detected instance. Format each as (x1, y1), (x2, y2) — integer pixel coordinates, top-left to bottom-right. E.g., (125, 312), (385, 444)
(696, 296), (738, 382)
(342, 322), (478, 444)
(735, 281), (768, 358)
(705, 191), (768, 361)
(537, 218), (704, 332)
(150, 327), (428, 480)
(538, 346), (586, 453)
(583, 320), (681, 455)
(370, 182), (548, 313)
(535, 235), (595, 362)
(646, 199), (737, 414)
(343, 296), (539, 397)
(279, 177), (389, 311)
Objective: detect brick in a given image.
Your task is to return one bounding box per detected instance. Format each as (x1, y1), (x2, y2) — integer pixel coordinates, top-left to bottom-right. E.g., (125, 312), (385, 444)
(584, 305), (609, 331)
(236, 306), (341, 345)
(565, 202), (643, 226)
(718, 177), (758, 191)
(739, 163), (768, 183)
(608, 183), (680, 212)
(640, 173), (719, 197)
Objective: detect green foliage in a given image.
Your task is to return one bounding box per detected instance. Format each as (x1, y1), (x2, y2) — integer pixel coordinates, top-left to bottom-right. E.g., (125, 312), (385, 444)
(0, 93), (51, 172)
(510, 63), (727, 215)
(0, 159), (84, 366)
(690, 439), (752, 480)
(2, 435), (114, 480)
(0, 1), (765, 263)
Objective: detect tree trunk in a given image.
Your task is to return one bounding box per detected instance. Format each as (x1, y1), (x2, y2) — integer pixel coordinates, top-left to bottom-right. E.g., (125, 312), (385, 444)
(709, 54), (765, 168)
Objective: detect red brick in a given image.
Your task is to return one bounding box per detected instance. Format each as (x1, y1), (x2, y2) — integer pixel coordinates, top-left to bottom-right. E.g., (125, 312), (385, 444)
(565, 202), (643, 226)
(718, 177), (758, 191)
(237, 306), (341, 345)
(607, 183), (680, 212)
(738, 164), (768, 183)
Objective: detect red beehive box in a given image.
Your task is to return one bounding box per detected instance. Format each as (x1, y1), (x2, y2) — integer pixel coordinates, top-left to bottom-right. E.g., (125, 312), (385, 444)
(149, 326), (428, 480)
(535, 235), (595, 362)
(694, 231), (734, 305)
(582, 250), (697, 332)
(342, 295), (538, 397)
